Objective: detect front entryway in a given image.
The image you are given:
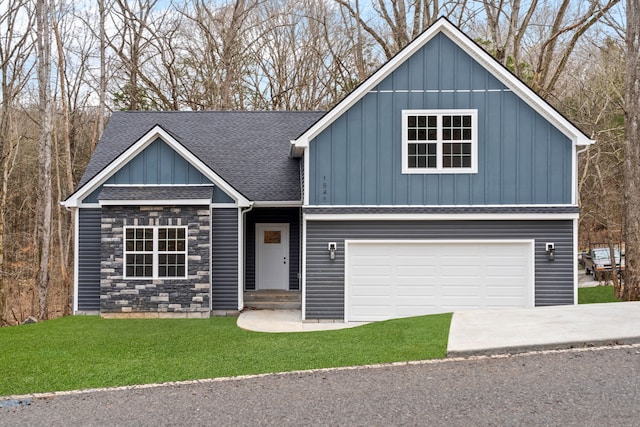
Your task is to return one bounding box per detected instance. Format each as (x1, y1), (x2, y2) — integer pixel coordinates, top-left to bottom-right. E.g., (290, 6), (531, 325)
(256, 223), (289, 290)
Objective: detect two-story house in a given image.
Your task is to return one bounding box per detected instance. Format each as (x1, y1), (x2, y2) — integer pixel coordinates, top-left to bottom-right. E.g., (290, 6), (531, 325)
(63, 18), (592, 321)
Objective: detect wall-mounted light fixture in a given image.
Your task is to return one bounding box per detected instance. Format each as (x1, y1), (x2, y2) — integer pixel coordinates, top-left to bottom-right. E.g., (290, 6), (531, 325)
(328, 242), (337, 260)
(546, 243), (555, 262)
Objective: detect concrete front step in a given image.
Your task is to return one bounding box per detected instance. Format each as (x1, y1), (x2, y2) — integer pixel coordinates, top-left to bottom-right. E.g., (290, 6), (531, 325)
(244, 290), (302, 310)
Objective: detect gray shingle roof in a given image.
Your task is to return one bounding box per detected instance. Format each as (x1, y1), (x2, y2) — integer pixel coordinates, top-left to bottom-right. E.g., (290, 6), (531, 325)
(98, 185), (214, 201)
(77, 111), (326, 202)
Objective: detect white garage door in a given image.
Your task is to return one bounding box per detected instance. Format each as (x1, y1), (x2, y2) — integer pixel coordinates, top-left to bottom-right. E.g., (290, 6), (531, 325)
(345, 240), (534, 322)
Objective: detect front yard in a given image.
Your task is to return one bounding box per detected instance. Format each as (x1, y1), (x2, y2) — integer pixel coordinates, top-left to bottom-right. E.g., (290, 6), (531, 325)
(0, 313), (451, 397)
(0, 286), (620, 397)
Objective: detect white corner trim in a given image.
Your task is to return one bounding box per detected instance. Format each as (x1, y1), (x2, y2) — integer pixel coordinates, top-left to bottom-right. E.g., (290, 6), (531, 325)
(73, 207), (79, 314)
(573, 218), (579, 305)
(303, 150), (310, 206)
(238, 208), (244, 311)
(63, 125), (251, 208)
(301, 213), (307, 320)
(291, 18), (593, 150)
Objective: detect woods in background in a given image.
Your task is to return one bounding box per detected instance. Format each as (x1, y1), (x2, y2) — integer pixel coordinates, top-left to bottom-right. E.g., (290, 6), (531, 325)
(0, 0), (633, 324)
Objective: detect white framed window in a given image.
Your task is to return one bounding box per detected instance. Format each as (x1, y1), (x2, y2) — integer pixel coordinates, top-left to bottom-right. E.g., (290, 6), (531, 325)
(124, 226), (187, 279)
(402, 110), (478, 174)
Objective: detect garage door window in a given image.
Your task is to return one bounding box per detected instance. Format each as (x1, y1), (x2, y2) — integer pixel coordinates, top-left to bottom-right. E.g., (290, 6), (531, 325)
(402, 110), (478, 174)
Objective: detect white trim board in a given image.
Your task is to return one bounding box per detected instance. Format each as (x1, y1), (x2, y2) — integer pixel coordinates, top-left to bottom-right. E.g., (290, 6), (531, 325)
(304, 203), (579, 209)
(303, 213), (579, 221)
(100, 199), (213, 206)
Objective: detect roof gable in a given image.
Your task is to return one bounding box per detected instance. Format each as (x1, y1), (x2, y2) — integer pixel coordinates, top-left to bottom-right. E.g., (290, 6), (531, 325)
(105, 138), (211, 186)
(64, 125), (250, 207)
(291, 17), (593, 156)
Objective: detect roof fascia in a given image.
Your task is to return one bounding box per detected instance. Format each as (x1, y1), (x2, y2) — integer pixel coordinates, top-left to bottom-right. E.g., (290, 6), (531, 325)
(291, 18), (594, 154)
(64, 125), (251, 208)
(99, 199), (212, 206)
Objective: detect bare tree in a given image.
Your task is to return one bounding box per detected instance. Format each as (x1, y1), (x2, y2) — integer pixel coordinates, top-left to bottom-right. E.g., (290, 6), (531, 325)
(623, 0), (640, 300)
(98, 0), (108, 137)
(109, 0), (160, 110)
(0, 0), (35, 324)
(334, 0), (460, 59)
(36, 0), (54, 319)
(479, 0), (621, 96)
(179, 0), (259, 110)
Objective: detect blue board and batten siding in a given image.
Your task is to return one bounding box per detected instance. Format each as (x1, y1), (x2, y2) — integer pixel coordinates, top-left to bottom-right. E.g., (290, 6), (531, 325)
(82, 138), (235, 204)
(211, 209), (239, 310)
(305, 220), (574, 319)
(77, 209), (102, 311)
(308, 33), (572, 206)
(107, 138), (210, 185)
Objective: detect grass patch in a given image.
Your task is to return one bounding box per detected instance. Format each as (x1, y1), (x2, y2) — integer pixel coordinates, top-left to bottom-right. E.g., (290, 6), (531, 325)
(0, 313), (450, 396)
(578, 286), (621, 304)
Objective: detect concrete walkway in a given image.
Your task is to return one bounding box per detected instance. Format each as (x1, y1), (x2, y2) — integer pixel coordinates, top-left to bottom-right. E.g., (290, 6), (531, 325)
(237, 309), (368, 333)
(238, 301), (640, 356)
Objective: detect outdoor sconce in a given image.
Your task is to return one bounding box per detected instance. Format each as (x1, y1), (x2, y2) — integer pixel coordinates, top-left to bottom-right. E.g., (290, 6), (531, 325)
(546, 243), (555, 262)
(328, 242), (337, 260)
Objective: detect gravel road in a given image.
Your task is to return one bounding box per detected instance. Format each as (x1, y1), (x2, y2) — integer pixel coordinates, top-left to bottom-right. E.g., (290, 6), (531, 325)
(2, 345), (639, 426)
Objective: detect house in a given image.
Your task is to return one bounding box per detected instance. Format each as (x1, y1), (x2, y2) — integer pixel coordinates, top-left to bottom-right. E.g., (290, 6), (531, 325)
(63, 18), (592, 322)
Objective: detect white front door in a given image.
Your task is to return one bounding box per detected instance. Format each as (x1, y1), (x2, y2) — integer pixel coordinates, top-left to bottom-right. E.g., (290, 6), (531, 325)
(256, 223), (289, 290)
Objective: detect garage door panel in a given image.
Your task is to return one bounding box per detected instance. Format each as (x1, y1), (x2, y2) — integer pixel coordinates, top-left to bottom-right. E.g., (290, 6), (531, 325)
(441, 285), (481, 297)
(346, 240), (533, 321)
(486, 285), (527, 297)
(396, 287), (436, 298)
(350, 285), (392, 297)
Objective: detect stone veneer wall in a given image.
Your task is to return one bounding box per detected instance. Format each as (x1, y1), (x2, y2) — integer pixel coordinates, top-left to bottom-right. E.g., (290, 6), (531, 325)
(100, 205), (211, 316)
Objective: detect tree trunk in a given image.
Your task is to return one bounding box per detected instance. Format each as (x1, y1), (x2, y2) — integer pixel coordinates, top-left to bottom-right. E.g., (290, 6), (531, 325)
(623, 0), (640, 301)
(36, 0), (53, 319)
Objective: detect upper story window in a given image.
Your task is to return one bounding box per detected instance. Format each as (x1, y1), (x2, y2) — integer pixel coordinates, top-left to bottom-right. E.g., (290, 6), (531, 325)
(124, 226), (187, 279)
(402, 110), (478, 174)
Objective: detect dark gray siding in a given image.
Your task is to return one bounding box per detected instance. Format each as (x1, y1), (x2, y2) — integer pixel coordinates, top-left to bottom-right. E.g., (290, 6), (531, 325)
(308, 32), (573, 206)
(245, 208), (300, 290)
(77, 208), (102, 311)
(211, 208), (239, 310)
(305, 220), (574, 319)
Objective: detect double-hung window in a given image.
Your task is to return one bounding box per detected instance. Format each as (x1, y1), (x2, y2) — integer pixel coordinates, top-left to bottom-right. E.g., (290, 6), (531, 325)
(124, 226), (187, 279)
(402, 110), (478, 173)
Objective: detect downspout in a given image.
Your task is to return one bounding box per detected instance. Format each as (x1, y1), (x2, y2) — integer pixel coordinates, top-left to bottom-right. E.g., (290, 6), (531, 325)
(238, 202), (254, 311)
(61, 202), (79, 314)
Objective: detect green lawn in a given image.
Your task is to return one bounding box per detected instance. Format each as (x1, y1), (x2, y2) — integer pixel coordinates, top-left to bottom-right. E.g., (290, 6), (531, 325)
(578, 286), (621, 304)
(0, 313), (451, 396)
